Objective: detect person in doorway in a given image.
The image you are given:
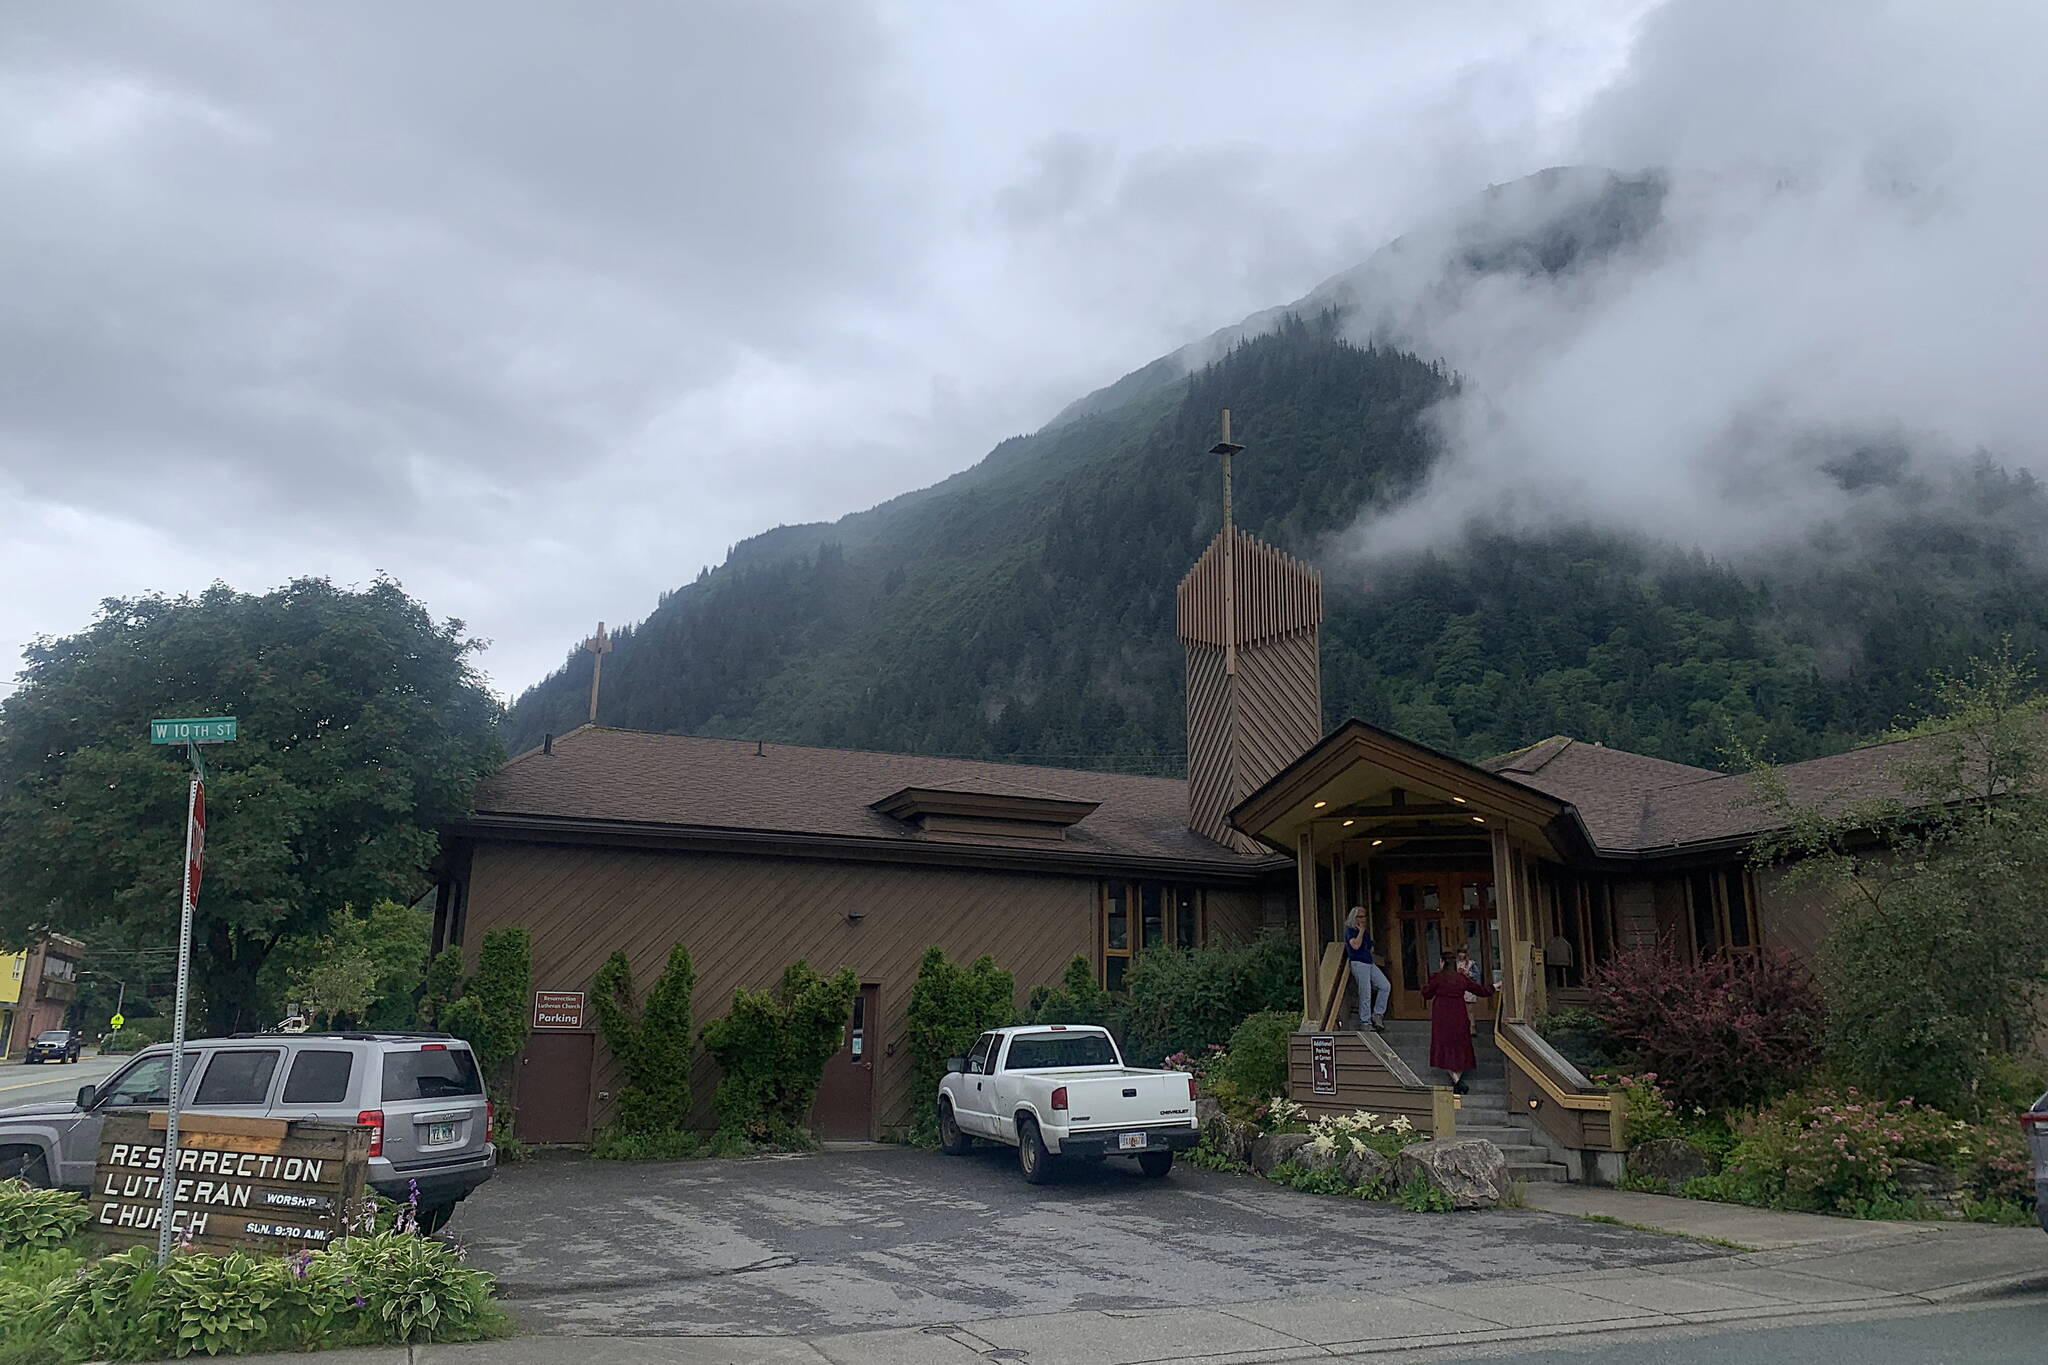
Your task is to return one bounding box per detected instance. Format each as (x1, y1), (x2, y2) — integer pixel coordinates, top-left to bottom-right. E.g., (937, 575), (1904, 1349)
(1422, 955), (1495, 1093)
(1344, 906), (1391, 1032)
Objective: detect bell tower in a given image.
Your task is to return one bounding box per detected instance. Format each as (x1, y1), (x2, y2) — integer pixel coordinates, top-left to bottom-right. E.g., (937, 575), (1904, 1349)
(1176, 411), (1324, 851)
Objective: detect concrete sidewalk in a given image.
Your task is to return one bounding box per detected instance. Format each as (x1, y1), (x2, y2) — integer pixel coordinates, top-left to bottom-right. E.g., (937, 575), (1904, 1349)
(242, 1196), (2048, 1365)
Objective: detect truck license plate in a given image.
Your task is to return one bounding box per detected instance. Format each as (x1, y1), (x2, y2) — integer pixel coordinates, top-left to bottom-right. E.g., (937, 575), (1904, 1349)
(428, 1122), (456, 1145)
(1119, 1132), (1147, 1151)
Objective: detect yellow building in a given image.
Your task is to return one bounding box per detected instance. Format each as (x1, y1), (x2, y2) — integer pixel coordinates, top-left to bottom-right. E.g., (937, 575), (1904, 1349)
(0, 951), (24, 1055)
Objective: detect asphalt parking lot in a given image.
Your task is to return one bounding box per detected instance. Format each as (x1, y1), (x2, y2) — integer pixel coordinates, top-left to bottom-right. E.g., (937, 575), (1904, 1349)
(454, 1145), (1720, 1337)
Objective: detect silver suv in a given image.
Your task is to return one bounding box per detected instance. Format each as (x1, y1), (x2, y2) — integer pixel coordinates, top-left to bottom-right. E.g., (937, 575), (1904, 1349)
(0, 1032), (494, 1234)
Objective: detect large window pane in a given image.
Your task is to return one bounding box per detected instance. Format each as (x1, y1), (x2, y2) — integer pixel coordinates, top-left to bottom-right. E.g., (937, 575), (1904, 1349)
(1689, 872), (1717, 956)
(1175, 889), (1198, 948)
(1724, 870), (1753, 948)
(1106, 884), (1128, 951)
(1141, 883), (1164, 950)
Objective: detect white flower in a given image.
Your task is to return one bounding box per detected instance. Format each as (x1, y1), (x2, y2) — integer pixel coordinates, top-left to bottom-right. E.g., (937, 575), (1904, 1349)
(1310, 1133), (1338, 1156)
(1390, 1116), (1414, 1133)
(1348, 1137), (1369, 1156)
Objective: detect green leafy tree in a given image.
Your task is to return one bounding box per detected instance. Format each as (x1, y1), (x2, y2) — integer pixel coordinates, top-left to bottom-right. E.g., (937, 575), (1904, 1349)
(417, 947), (466, 1031)
(1020, 956), (1118, 1030)
(442, 928), (532, 1121)
(591, 944), (696, 1137)
(262, 900), (432, 1029)
(905, 948), (1014, 1141)
(0, 578), (501, 1030)
(1750, 644), (2048, 1114)
(701, 962), (857, 1151)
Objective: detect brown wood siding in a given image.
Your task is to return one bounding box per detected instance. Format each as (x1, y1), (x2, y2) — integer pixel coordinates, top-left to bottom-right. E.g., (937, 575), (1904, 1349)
(1284, 1034), (1444, 1135)
(1756, 861), (1834, 964)
(1202, 887), (1263, 946)
(1178, 527), (1323, 853)
(465, 842), (1109, 1138)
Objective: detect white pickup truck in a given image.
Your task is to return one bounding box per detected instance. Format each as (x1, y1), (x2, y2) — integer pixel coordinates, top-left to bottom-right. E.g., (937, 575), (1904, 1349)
(935, 1025), (1200, 1183)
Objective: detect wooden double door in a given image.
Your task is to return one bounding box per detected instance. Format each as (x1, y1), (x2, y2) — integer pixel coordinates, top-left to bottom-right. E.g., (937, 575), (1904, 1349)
(1383, 871), (1500, 1019)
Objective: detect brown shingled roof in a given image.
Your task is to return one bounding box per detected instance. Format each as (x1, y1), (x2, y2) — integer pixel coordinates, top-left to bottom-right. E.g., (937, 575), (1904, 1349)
(469, 726), (1276, 872)
(1479, 737), (1722, 852)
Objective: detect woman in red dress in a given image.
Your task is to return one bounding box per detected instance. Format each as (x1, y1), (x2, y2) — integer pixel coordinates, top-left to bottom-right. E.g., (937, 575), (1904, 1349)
(1421, 953), (1495, 1094)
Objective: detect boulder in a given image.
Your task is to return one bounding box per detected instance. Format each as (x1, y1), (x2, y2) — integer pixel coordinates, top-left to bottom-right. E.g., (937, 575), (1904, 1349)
(1203, 1111), (1257, 1165)
(1341, 1145), (1394, 1192)
(1893, 1158), (1968, 1219)
(1297, 1141), (1344, 1177)
(1627, 1138), (1711, 1193)
(1394, 1139), (1508, 1209)
(1249, 1132), (1312, 1175)
(1196, 1097), (1222, 1129)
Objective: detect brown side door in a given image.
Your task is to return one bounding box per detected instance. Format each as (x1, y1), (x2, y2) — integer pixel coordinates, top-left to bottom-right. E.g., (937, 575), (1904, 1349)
(811, 984), (878, 1142)
(515, 1032), (594, 1145)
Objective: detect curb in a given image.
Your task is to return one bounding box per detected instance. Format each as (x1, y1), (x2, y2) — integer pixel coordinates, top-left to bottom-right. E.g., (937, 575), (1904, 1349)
(1917, 1268), (2048, 1304)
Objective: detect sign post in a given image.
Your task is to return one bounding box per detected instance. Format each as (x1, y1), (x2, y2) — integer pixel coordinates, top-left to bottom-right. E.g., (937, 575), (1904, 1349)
(149, 716), (235, 1262)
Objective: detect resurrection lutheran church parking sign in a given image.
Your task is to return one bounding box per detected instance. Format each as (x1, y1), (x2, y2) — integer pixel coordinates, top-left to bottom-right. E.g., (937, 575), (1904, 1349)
(92, 1113), (370, 1252)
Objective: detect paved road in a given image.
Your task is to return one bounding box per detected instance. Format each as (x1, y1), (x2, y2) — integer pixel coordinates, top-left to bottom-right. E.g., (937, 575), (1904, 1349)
(0, 1052), (125, 1112)
(456, 1145), (1720, 1336)
(1407, 1296), (2048, 1362)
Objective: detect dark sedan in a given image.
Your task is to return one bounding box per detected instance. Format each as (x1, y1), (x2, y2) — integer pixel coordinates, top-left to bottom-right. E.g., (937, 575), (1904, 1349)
(23, 1030), (81, 1064)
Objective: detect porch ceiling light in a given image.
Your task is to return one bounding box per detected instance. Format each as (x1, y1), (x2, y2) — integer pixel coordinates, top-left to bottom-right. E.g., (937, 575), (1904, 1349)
(1341, 818), (1355, 827)
(1471, 816), (1486, 824)
(1370, 838), (1384, 846)
(1452, 796), (1467, 804)
(1312, 800), (1328, 808)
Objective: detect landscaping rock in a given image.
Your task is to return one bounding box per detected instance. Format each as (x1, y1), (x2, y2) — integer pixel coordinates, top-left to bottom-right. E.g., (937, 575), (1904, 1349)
(1196, 1097), (1222, 1129)
(1394, 1139), (1508, 1209)
(1204, 1111), (1258, 1165)
(1893, 1158), (1968, 1219)
(1627, 1138), (1711, 1193)
(1249, 1132), (1312, 1175)
(1341, 1145), (1394, 1191)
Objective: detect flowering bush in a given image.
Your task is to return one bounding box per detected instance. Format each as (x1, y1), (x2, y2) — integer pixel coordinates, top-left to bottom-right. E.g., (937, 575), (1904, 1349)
(1586, 947), (1822, 1111)
(1303, 1109), (1416, 1165)
(1692, 1085), (2032, 1217)
(1161, 1043), (1230, 1083)
(1591, 1072), (1680, 1147)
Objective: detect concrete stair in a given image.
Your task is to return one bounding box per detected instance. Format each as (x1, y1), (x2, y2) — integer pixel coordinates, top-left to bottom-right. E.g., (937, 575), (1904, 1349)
(1372, 1019), (1571, 1184)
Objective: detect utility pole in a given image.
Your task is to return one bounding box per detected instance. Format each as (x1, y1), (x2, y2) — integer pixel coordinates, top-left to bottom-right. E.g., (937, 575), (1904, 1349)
(1210, 410), (1246, 676)
(583, 621), (613, 724)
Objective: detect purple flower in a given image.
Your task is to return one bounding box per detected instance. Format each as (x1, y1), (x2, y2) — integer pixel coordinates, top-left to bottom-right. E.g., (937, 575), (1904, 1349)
(353, 1296), (367, 1308)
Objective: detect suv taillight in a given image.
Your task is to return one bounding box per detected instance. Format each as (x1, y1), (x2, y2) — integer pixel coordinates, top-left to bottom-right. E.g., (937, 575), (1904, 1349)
(357, 1109), (385, 1158)
(1050, 1086), (1069, 1111)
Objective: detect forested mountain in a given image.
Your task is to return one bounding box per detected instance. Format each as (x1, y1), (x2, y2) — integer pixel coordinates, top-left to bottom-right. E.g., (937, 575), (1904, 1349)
(505, 176), (2048, 775)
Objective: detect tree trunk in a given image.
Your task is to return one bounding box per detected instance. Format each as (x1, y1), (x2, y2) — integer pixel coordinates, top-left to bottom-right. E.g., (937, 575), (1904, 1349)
(193, 924), (273, 1035)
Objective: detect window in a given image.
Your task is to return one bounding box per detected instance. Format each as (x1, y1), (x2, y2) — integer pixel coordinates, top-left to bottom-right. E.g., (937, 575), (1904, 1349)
(966, 1034), (997, 1075)
(99, 1055), (174, 1108)
(194, 1050), (281, 1106)
(1099, 881), (1205, 988)
(1683, 867), (1758, 959)
(382, 1047), (483, 1101)
(1724, 870), (1755, 949)
(282, 1050), (355, 1105)
(1001, 1031), (1118, 1070)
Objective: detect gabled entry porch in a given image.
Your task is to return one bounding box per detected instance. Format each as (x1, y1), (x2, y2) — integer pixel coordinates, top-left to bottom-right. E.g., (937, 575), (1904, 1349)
(1229, 721), (1628, 1181)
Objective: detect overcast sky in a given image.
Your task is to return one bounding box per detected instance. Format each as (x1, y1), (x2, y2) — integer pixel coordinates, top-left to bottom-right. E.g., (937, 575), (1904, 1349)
(17, 0), (1996, 699)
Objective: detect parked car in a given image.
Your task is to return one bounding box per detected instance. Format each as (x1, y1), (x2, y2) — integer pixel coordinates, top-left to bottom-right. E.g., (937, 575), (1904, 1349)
(0, 1032), (494, 1234)
(23, 1030), (82, 1064)
(2022, 1093), (2048, 1233)
(935, 1025), (1200, 1183)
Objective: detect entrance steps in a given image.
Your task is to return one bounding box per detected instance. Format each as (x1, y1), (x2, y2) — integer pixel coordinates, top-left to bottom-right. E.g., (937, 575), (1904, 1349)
(1368, 1019), (1571, 1184)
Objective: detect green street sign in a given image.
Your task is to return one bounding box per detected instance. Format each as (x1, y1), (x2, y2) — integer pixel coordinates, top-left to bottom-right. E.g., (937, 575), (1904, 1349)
(149, 717), (237, 744)
(109, 1013), (125, 1030)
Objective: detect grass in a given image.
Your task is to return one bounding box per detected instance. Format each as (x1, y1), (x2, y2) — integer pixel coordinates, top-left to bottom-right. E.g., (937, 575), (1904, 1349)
(1580, 1213), (1752, 1251)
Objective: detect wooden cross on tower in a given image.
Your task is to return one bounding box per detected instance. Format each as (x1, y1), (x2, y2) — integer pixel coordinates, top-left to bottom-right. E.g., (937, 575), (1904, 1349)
(583, 621), (613, 724)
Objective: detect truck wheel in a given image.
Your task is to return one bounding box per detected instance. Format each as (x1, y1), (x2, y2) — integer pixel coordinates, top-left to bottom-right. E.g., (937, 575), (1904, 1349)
(0, 1148), (51, 1188)
(1137, 1150), (1174, 1178)
(1017, 1117), (1058, 1185)
(937, 1100), (973, 1155)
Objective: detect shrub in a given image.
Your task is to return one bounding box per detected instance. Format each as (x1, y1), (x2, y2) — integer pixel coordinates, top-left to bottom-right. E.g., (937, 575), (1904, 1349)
(440, 928), (532, 1134)
(589, 1127), (704, 1161)
(702, 961), (858, 1151)
(1217, 1011), (1296, 1101)
(0, 1184), (88, 1253)
(1537, 1006), (1617, 1072)
(591, 944), (696, 1140)
(25, 1233), (502, 1361)
(1397, 1174), (1456, 1213)
(1585, 946), (1821, 1111)
(1020, 957), (1117, 1031)
(1590, 1072), (1680, 1147)
(416, 946), (465, 1031)
(1117, 932), (1298, 1065)
(906, 948), (1015, 1142)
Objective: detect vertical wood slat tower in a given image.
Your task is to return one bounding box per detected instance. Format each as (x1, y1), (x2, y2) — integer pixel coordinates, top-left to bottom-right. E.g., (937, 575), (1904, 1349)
(1176, 415), (1324, 852)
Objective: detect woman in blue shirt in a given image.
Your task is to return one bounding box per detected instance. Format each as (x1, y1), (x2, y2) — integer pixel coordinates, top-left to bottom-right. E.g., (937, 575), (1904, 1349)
(1345, 906), (1391, 1033)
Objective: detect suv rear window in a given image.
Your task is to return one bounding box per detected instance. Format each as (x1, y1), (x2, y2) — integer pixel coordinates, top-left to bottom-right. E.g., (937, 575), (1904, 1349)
(282, 1050), (355, 1105)
(382, 1047), (483, 1101)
